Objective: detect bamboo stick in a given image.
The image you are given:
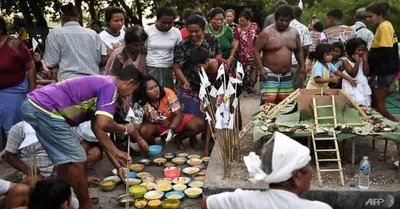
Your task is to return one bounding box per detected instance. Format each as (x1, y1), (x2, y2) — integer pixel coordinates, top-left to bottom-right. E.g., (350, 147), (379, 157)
(126, 136), (131, 209)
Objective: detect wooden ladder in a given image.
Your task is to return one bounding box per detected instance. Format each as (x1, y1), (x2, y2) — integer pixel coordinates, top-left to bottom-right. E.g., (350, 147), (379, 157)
(311, 95), (345, 187)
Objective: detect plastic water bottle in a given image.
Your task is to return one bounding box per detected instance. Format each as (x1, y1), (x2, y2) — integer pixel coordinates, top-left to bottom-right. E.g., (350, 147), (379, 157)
(359, 156), (371, 189)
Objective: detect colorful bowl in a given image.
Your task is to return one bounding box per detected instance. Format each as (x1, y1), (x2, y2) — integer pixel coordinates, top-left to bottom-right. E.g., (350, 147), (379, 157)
(172, 157), (187, 165)
(163, 152), (176, 161)
(129, 185), (147, 198)
(193, 163), (206, 170)
(100, 180), (116, 191)
(149, 145), (163, 157)
(129, 164), (145, 172)
(162, 199), (181, 209)
(139, 158), (152, 166)
(133, 197), (148, 209)
(165, 191), (185, 200)
(144, 191), (164, 200)
(124, 178), (141, 186)
(155, 184), (172, 192)
(103, 176), (121, 184)
(172, 177), (191, 185)
(192, 173), (206, 181)
(142, 175), (155, 183)
(184, 187), (202, 198)
(202, 157), (210, 164)
(188, 180), (204, 188)
(164, 162), (176, 167)
(148, 199), (162, 209)
(187, 158), (203, 166)
(141, 182), (157, 190)
(156, 178), (172, 185)
(172, 184), (187, 192)
(164, 170), (181, 179)
(183, 167), (200, 176)
(128, 171), (138, 178)
(187, 154), (200, 159)
(153, 158), (167, 166)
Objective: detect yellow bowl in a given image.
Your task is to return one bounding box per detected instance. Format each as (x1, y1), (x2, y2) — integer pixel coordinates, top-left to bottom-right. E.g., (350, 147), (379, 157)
(187, 158), (203, 166)
(148, 199), (162, 209)
(156, 178), (172, 185)
(192, 174), (206, 181)
(133, 198), (148, 209)
(153, 158), (167, 166)
(141, 182), (156, 190)
(172, 157), (187, 165)
(137, 172), (151, 178)
(164, 162), (176, 167)
(129, 185), (147, 198)
(202, 157), (210, 164)
(188, 155), (200, 159)
(184, 188), (203, 198)
(172, 184), (187, 191)
(162, 199), (180, 209)
(129, 164), (145, 172)
(155, 184), (172, 192)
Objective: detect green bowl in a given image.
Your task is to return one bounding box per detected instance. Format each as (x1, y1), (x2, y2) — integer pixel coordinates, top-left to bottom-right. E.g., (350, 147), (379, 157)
(129, 185), (148, 198)
(100, 180), (116, 191)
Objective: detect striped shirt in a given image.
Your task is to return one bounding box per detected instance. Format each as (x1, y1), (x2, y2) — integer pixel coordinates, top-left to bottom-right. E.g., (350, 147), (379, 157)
(44, 21), (107, 81)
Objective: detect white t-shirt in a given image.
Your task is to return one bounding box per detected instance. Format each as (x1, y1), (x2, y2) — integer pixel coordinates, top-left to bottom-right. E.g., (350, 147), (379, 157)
(0, 179), (11, 195)
(145, 25), (182, 68)
(207, 189), (332, 209)
(290, 19), (312, 65)
(99, 29), (125, 52)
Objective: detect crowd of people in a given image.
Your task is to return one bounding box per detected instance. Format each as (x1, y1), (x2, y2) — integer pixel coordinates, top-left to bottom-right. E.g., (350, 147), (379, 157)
(0, 0), (399, 209)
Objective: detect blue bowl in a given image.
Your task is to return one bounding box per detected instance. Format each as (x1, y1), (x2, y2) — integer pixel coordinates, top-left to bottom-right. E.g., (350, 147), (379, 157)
(128, 171), (137, 178)
(149, 145), (163, 157)
(165, 191), (185, 200)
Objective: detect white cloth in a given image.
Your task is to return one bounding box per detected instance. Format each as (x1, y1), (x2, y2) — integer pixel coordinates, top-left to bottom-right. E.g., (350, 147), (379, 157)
(0, 179), (11, 195)
(145, 25), (182, 67)
(290, 19), (312, 65)
(341, 58), (372, 106)
(75, 121), (102, 143)
(207, 189), (332, 209)
(99, 29), (125, 51)
(20, 121), (39, 149)
(243, 132), (311, 184)
(351, 22), (374, 50)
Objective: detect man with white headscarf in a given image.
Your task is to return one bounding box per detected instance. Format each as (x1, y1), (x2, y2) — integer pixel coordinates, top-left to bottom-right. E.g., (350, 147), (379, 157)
(201, 132), (332, 209)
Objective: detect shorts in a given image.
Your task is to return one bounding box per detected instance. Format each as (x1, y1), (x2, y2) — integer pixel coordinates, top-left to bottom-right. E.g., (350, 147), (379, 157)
(21, 99), (87, 165)
(259, 67), (294, 105)
(156, 114), (195, 133)
(369, 74), (396, 89)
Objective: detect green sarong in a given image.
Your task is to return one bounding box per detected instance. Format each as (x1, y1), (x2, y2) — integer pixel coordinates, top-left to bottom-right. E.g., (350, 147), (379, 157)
(146, 66), (174, 88)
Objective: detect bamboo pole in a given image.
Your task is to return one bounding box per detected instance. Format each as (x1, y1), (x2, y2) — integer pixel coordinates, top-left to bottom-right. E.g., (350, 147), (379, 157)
(125, 136), (131, 209)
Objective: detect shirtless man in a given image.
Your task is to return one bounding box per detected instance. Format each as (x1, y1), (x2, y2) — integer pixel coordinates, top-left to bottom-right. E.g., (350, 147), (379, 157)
(255, 5), (305, 105)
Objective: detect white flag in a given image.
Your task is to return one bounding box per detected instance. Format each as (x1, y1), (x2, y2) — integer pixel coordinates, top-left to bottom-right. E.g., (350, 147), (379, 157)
(228, 113), (235, 129)
(230, 77), (242, 84)
(205, 112), (212, 124)
(217, 85), (224, 95)
(216, 63), (225, 80)
(199, 68), (211, 87)
(232, 97), (239, 108)
(203, 97), (210, 108)
(226, 81), (236, 96)
(223, 110), (230, 124)
(125, 108), (135, 123)
(199, 85), (207, 100)
(236, 61), (244, 78)
(210, 86), (218, 97)
(32, 38), (39, 52)
(218, 103), (226, 113)
(215, 117), (223, 129)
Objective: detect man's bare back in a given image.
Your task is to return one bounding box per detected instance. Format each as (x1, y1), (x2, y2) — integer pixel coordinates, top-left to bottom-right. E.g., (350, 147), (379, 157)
(256, 24), (299, 74)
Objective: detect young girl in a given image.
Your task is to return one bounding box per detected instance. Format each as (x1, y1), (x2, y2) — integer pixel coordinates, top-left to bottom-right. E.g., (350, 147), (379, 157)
(329, 42), (345, 88)
(306, 43), (357, 89)
(341, 38), (372, 106)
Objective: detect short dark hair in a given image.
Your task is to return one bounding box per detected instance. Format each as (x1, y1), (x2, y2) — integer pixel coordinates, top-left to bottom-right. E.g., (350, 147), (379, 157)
(208, 7), (225, 21)
(327, 9), (343, 20)
(293, 6), (302, 19)
(345, 38), (367, 57)
(315, 43), (333, 62)
(91, 20), (102, 28)
(275, 0), (288, 10)
(239, 8), (253, 21)
(29, 179), (71, 209)
(105, 7), (124, 25)
(125, 25), (148, 44)
(275, 5), (294, 20)
(0, 16), (7, 35)
(366, 2), (390, 18)
(156, 6), (176, 20)
(137, 76), (166, 106)
(189, 47), (211, 65)
(60, 3), (80, 22)
(313, 22), (323, 32)
(332, 42), (345, 57)
(186, 14), (206, 29)
(114, 65), (144, 82)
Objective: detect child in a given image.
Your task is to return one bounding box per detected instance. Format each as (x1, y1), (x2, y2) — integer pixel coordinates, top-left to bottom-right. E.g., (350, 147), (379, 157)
(341, 38), (371, 106)
(329, 42), (345, 88)
(306, 43), (357, 89)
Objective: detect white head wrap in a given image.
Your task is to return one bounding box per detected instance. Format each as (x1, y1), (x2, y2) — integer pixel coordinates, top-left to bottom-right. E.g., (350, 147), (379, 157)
(243, 132), (311, 184)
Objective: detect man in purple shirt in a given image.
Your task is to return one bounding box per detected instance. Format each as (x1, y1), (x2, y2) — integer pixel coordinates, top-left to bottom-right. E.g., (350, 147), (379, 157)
(21, 65), (147, 209)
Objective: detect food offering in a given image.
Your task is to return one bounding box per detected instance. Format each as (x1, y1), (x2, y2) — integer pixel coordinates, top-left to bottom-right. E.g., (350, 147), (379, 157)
(140, 182), (156, 190)
(155, 184), (172, 192)
(129, 163), (145, 172)
(153, 158), (167, 166)
(100, 180), (116, 191)
(172, 177), (191, 185)
(184, 188), (203, 198)
(133, 197), (148, 209)
(172, 184), (187, 191)
(144, 191), (164, 200)
(183, 167), (200, 176)
(188, 180), (204, 188)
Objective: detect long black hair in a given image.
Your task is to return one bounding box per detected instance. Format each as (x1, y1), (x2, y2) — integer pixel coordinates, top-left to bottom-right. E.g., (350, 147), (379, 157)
(136, 76), (166, 106)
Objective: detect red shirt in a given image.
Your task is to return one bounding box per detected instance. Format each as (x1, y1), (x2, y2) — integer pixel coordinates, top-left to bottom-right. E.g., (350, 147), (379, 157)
(180, 27), (189, 40)
(0, 37), (32, 90)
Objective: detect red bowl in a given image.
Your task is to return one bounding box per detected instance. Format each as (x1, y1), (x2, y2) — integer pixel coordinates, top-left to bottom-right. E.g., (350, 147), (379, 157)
(164, 169), (181, 179)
